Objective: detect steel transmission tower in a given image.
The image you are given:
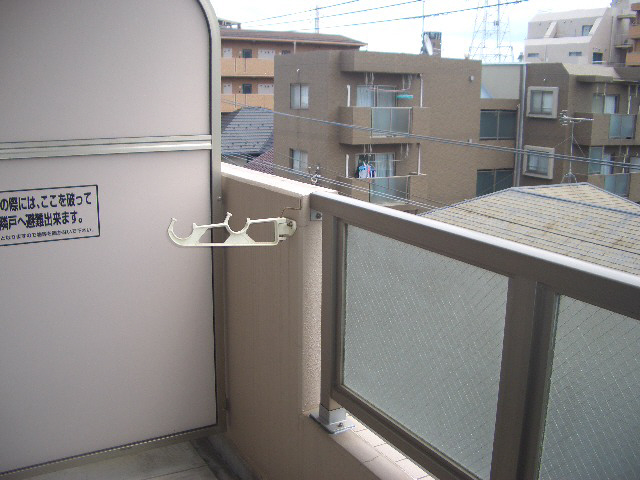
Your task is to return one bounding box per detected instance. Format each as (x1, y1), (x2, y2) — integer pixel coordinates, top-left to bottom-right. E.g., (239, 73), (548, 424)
(468, 0), (514, 62)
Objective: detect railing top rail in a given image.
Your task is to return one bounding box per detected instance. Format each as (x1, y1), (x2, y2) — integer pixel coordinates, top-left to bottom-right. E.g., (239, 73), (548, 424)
(310, 191), (640, 318)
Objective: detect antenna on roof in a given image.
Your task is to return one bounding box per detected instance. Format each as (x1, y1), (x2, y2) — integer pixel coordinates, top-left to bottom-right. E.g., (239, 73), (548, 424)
(315, 4), (320, 33)
(560, 110), (594, 183)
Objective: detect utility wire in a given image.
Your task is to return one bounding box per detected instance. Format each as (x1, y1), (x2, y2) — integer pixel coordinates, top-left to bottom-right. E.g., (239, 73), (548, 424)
(249, 0), (424, 29)
(258, 0), (528, 31)
(222, 151), (444, 210)
(221, 99), (640, 172)
(242, 0), (363, 25)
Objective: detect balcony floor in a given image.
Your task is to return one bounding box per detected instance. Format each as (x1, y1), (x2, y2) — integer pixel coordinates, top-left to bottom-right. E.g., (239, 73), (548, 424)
(22, 442), (224, 480)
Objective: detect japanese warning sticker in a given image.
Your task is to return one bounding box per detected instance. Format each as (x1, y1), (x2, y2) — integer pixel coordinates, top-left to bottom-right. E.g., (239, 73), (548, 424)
(0, 185), (100, 247)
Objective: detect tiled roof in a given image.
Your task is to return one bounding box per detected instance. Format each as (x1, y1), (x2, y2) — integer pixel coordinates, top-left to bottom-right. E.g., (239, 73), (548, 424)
(220, 28), (366, 46)
(424, 183), (640, 276)
(245, 148), (274, 175)
(221, 108), (273, 157)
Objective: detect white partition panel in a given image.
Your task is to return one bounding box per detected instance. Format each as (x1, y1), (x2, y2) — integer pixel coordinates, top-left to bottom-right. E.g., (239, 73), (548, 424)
(0, 0), (222, 474)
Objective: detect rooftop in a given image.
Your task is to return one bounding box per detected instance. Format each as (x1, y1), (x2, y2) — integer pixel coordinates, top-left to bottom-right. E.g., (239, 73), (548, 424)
(219, 28), (366, 47)
(221, 108), (274, 157)
(424, 183), (640, 276)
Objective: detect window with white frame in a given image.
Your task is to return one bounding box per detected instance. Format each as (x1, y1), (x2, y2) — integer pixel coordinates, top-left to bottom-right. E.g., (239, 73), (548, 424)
(523, 146), (554, 179)
(527, 52), (540, 59)
(568, 51), (583, 57)
(527, 87), (558, 118)
(290, 84), (309, 109)
(290, 149), (308, 171)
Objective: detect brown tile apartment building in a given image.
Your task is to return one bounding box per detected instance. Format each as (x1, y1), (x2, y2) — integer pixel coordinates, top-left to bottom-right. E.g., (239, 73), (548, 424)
(274, 50), (518, 211)
(220, 27), (365, 112)
(521, 62), (640, 201)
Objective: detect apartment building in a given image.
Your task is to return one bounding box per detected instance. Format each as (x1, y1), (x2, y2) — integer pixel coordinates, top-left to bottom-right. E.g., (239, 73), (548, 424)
(274, 50), (519, 210)
(520, 62), (640, 201)
(524, 0), (636, 66)
(219, 26), (365, 112)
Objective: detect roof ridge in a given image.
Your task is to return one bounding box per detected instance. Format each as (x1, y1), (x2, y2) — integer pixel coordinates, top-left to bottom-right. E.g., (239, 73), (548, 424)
(510, 186), (640, 216)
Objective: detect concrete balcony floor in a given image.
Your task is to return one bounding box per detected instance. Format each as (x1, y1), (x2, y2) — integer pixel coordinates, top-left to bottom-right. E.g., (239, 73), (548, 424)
(22, 442), (228, 480)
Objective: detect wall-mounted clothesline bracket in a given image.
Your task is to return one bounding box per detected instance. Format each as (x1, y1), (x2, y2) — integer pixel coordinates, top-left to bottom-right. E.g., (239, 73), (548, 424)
(168, 212), (296, 247)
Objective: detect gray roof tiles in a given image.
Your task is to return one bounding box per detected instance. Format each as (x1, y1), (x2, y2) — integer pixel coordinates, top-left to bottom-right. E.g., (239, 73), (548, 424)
(221, 108), (274, 157)
(425, 183), (640, 276)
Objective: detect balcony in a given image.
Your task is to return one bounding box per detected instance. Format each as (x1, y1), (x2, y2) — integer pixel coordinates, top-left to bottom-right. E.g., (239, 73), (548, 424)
(630, 23), (640, 39)
(573, 112), (638, 144)
(220, 57), (274, 78)
(335, 174), (428, 208)
(339, 106), (429, 145)
(626, 51), (640, 66)
(221, 93), (273, 112)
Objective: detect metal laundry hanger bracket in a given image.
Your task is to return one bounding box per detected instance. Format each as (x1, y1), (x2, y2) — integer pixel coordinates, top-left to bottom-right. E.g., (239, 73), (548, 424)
(168, 212), (297, 247)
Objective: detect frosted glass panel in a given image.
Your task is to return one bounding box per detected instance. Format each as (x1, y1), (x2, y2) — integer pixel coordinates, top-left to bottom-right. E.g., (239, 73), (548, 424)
(342, 226), (508, 480)
(539, 298), (640, 480)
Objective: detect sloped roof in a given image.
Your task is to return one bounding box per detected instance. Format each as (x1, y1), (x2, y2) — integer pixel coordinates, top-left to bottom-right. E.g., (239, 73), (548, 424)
(424, 183), (640, 276)
(221, 108), (273, 157)
(220, 29), (365, 47)
(245, 148), (274, 175)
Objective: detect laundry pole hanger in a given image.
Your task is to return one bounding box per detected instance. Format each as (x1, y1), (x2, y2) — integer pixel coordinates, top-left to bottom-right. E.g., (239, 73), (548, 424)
(168, 212), (296, 247)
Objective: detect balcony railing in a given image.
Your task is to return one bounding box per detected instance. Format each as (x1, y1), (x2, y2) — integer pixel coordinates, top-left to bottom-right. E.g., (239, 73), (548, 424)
(609, 114), (636, 138)
(369, 176), (409, 204)
(311, 191), (640, 480)
(220, 57), (274, 77)
(371, 107), (411, 137)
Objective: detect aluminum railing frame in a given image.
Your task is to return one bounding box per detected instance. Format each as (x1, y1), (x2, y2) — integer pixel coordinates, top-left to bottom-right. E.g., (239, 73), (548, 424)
(310, 191), (640, 480)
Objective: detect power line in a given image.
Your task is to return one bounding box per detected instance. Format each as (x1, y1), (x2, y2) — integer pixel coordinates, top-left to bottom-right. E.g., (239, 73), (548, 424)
(242, 0), (363, 25)
(249, 0), (424, 29)
(260, 0), (528, 31)
(221, 99), (640, 172)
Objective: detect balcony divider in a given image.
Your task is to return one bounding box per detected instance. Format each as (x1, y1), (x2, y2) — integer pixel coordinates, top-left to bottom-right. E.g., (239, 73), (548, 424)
(310, 191), (640, 480)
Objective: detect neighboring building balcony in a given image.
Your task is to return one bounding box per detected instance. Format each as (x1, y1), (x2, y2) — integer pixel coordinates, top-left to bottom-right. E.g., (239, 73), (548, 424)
(629, 23), (640, 39)
(335, 173), (429, 208)
(573, 112), (638, 145)
(221, 93), (273, 112)
(220, 57), (274, 78)
(626, 51), (640, 66)
(338, 106), (429, 145)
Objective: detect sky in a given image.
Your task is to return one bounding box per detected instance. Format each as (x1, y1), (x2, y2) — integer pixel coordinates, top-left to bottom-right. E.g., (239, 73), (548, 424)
(212, 0), (614, 59)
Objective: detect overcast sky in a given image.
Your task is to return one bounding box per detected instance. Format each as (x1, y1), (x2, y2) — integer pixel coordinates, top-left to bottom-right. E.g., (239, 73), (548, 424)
(212, 0), (613, 59)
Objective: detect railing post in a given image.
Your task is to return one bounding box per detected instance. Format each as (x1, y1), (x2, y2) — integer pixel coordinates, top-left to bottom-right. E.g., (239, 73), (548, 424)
(310, 213), (354, 434)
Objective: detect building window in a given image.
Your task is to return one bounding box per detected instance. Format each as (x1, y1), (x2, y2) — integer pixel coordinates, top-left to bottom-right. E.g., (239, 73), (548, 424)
(582, 25), (593, 36)
(479, 110), (517, 140)
(242, 84), (252, 94)
(290, 149), (308, 171)
(588, 147), (614, 175)
(527, 53), (540, 58)
(592, 94), (618, 114)
(241, 49), (252, 58)
(281, 49), (291, 55)
(527, 87), (559, 118)
(290, 83), (309, 109)
(568, 51), (583, 57)
(593, 52), (604, 64)
(476, 169), (514, 196)
(523, 146), (554, 179)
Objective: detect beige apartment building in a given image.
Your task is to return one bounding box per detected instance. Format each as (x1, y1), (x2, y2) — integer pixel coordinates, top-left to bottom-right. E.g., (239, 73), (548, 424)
(273, 50), (518, 210)
(219, 26), (364, 112)
(524, 0), (637, 66)
(520, 62), (640, 201)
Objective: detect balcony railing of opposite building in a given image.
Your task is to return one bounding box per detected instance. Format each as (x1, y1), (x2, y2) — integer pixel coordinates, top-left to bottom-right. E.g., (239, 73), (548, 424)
(310, 191), (640, 480)
(371, 107), (411, 137)
(609, 114), (636, 139)
(369, 176), (409, 204)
